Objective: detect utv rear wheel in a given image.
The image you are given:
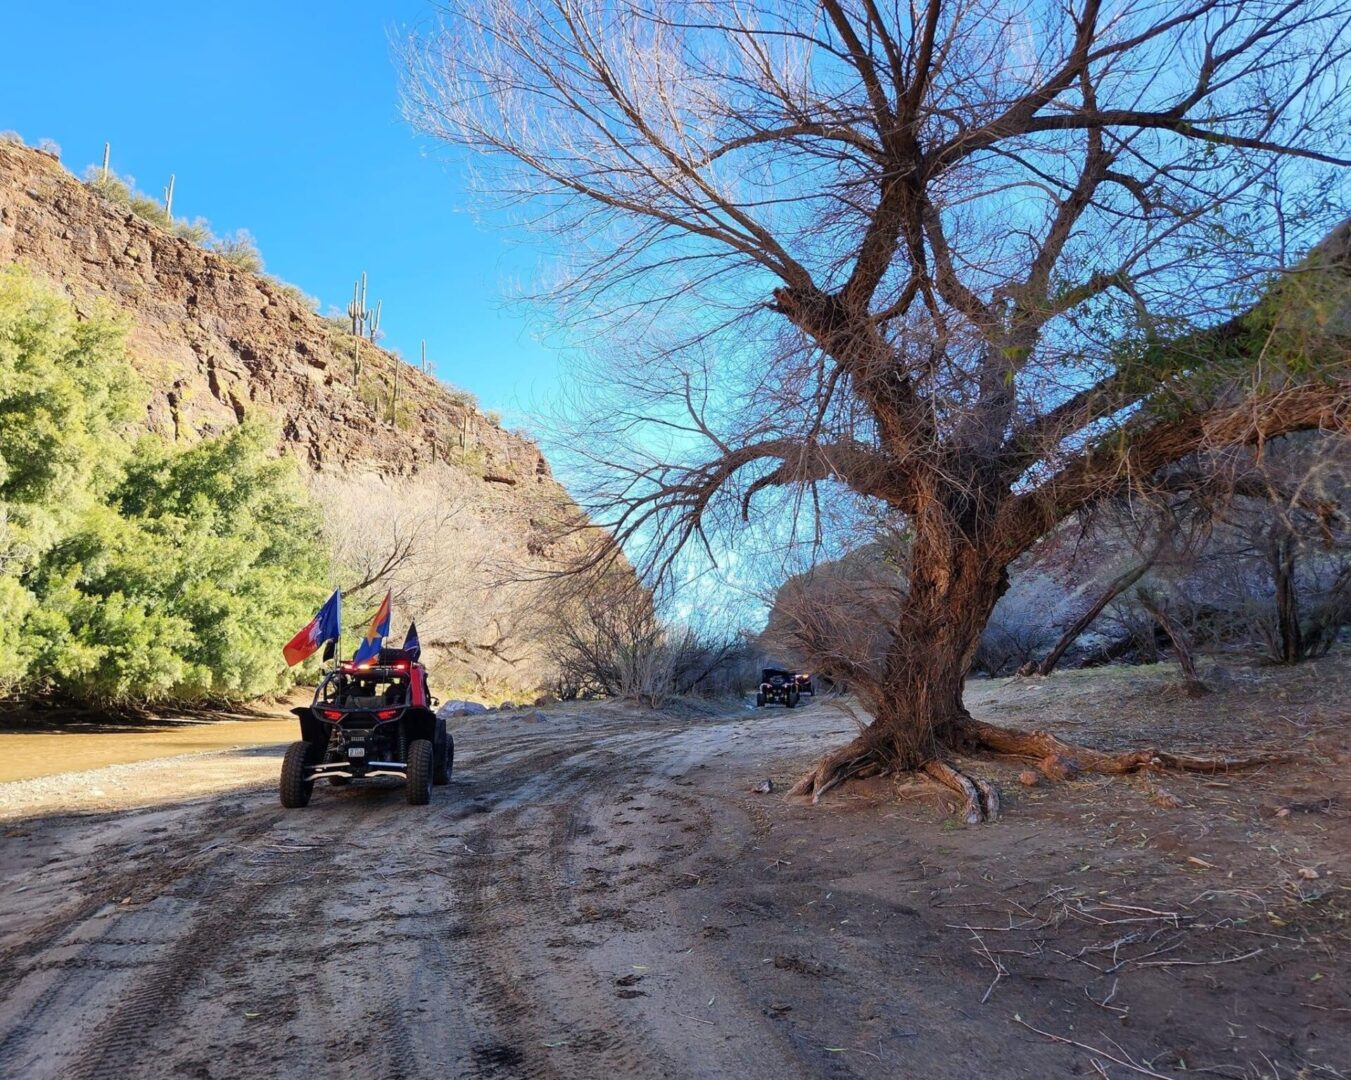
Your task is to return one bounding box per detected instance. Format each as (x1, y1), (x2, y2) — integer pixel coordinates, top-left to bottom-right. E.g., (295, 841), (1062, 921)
(280, 741), (317, 808)
(433, 718), (452, 785)
(406, 739), (434, 805)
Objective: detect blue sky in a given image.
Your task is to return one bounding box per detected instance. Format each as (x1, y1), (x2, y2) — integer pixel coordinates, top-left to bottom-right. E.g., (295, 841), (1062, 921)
(0, 0), (562, 426)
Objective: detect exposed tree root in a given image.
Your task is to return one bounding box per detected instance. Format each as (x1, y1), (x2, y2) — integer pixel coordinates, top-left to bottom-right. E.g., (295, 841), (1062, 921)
(785, 737), (886, 803)
(921, 760), (1001, 823)
(953, 716), (1289, 777)
(788, 717), (1289, 821)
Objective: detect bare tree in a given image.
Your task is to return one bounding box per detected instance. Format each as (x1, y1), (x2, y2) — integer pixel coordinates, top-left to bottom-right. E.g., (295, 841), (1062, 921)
(545, 574), (746, 703)
(405, 0), (1351, 818)
(313, 472), (552, 692)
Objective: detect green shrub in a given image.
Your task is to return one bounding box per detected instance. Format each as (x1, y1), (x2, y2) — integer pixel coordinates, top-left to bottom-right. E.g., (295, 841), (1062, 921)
(129, 194), (172, 229)
(0, 266), (139, 566)
(174, 217), (212, 245)
(211, 229), (264, 273)
(84, 169), (132, 207)
(0, 269), (332, 706)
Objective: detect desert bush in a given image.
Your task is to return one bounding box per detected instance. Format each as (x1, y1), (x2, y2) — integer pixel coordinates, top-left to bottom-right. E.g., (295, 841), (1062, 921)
(0, 131), (24, 145)
(547, 577), (745, 705)
(84, 168), (133, 207)
(210, 229), (264, 273)
(759, 544), (905, 687)
(173, 217), (212, 245)
(310, 471), (557, 694)
(128, 194), (172, 229)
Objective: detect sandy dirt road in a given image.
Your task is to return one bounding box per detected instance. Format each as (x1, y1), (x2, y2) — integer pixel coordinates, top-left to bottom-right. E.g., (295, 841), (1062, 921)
(1, 673), (1348, 1080)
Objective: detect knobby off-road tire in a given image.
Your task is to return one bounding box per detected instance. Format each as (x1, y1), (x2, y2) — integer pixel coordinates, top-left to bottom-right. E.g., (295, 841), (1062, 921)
(433, 718), (452, 785)
(785, 689), (798, 709)
(280, 741), (317, 808)
(756, 692), (766, 707)
(406, 739), (434, 805)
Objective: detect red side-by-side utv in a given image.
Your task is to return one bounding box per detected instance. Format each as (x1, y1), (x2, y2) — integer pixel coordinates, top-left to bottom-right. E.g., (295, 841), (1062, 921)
(280, 647), (453, 808)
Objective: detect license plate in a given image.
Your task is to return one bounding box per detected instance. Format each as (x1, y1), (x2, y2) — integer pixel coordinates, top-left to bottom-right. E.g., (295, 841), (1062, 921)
(347, 746), (366, 758)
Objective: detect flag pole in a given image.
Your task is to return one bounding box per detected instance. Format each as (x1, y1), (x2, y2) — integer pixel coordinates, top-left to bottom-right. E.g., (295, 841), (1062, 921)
(332, 584), (342, 674)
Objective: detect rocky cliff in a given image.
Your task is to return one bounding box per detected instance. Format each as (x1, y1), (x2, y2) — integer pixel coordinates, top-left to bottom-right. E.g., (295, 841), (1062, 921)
(0, 141), (581, 696)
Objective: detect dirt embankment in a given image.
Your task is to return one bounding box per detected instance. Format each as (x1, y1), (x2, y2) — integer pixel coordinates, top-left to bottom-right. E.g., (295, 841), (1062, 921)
(0, 656), (1347, 1079)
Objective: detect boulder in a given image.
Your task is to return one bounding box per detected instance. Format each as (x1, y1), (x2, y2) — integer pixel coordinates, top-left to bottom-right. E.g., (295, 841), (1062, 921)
(436, 700), (489, 719)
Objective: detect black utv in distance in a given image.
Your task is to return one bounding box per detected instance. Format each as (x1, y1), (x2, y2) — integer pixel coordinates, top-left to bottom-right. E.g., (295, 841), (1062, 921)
(756, 669), (801, 708)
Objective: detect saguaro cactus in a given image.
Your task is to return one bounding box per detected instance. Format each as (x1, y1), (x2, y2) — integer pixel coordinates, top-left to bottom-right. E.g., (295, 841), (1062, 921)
(101, 142), (110, 182)
(347, 274), (372, 386)
(348, 273), (370, 336)
(163, 174), (175, 220)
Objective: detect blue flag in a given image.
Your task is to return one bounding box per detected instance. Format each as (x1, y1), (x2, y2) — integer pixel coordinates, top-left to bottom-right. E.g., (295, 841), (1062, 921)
(283, 589), (341, 667)
(403, 621), (421, 661)
(353, 591), (392, 665)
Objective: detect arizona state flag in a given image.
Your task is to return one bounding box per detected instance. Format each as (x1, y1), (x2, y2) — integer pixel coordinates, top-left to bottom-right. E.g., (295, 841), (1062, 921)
(353, 591), (392, 666)
(283, 590), (341, 667)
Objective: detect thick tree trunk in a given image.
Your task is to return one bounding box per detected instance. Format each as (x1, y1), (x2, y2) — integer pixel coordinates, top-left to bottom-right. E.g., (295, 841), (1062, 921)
(789, 520), (1009, 816)
(789, 523), (1281, 819)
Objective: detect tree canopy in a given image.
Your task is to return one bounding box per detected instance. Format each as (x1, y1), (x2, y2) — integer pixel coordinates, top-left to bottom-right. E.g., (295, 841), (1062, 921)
(0, 267), (332, 706)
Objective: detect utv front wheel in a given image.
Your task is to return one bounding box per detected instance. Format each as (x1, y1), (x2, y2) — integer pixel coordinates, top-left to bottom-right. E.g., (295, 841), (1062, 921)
(755, 692), (765, 707)
(280, 741), (317, 808)
(433, 718), (452, 785)
(785, 689), (798, 709)
(406, 739), (434, 805)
